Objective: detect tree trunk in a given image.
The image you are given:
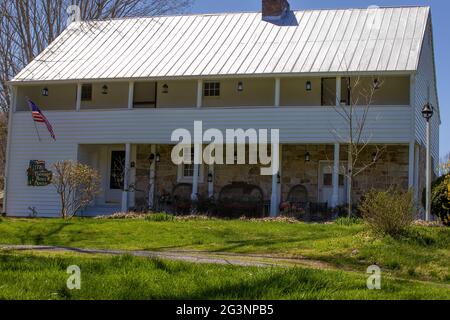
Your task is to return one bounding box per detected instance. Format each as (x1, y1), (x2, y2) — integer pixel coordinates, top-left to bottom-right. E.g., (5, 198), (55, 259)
(347, 145), (353, 217)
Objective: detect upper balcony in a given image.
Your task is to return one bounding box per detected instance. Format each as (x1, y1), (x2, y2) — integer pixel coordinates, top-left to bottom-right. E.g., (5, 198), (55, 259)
(14, 76), (411, 112)
(10, 76), (413, 145)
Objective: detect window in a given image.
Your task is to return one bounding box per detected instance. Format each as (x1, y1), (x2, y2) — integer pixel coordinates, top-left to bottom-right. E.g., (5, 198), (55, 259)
(204, 82), (220, 97)
(177, 147), (204, 183)
(81, 84), (92, 101)
(323, 174), (345, 186)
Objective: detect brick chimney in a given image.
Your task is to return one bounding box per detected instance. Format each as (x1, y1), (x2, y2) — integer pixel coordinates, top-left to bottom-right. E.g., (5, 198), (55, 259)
(262, 0), (290, 21)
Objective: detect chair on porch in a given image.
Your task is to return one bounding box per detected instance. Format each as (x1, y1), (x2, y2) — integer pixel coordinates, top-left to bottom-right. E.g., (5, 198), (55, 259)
(171, 183), (192, 215)
(218, 182), (265, 218)
(281, 185), (310, 218)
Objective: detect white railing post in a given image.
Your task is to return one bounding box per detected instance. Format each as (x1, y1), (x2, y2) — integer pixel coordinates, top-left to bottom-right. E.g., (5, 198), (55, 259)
(128, 81), (134, 110)
(274, 77), (281, 107)
(336, 76), (341, 106)
(197, 80), (203, 108)
(76, 83), (82, 111)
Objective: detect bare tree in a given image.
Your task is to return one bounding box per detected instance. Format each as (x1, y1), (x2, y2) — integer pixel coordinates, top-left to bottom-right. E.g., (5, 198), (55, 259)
(0, 0), (193, 187)
(330, 77), (386, 217)
(53, 160), (100, 218)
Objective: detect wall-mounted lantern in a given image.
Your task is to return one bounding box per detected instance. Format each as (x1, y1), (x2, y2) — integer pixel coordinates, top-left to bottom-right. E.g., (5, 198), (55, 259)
(237, 81), (244, 92)
(207, 172), (213, 183)
(372, 152), (378, 163)
(162, 84), (169, 94)
(277, 173), (281, 184)
(149, 153), (155, 162)
(41, 87), (49, 96)
(373, 78), (381, 90)
(102, 85), (109, 95)
(305, 152), (311, 162)
(306, 81), (312, 92)
(155, 153), (161, 163)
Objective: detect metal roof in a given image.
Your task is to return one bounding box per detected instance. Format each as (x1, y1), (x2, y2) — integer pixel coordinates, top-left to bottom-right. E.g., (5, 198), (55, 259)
(13, 6), (430, 82)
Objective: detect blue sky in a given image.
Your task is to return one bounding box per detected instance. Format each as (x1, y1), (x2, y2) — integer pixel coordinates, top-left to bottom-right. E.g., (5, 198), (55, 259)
(191, 0), (449, 160)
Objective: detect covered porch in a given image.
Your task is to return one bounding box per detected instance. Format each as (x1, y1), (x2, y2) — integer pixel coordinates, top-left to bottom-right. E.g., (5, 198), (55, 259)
(77, 143), (410, 219)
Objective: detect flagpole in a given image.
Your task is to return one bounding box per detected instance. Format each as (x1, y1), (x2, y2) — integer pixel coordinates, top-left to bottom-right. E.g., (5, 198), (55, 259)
(26, 96), (42, 142)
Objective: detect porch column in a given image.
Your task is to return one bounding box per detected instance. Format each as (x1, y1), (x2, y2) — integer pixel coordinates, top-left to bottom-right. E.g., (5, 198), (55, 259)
(191, 144), (201, 201)
(208, 164), (214, 198)
(270, 143), (280, 217)
(331, 143), (340, 208)
(414, 144), (420, 203)
(277, 144), (283, 205)
(197, 80), (203, 108)
(148, 144), (156, 209)
(408, 141), (415, 189)
(76, 83), (82, 111)
(128, 82), (134, 110)
(274, 77), (281, 107)
(121, 143), (131, 212)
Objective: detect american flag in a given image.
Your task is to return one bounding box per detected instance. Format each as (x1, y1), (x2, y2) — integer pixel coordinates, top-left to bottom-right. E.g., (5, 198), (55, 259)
(27, 99), (56, 140)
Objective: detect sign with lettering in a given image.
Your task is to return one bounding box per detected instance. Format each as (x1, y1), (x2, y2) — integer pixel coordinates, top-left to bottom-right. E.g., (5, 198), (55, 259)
(27, 160), (52, 186)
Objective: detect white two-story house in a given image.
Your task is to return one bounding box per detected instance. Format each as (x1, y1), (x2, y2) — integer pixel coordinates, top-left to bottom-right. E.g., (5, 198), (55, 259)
(4, 1), (440, 217)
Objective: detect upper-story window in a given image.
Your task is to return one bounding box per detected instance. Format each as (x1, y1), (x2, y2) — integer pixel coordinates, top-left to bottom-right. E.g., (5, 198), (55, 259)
(204, 81), (220, 97)
(81, 84), (92, 101)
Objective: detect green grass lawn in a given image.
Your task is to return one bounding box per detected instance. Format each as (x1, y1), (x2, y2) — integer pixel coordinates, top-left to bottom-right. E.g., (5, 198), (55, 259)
(1, 251), (449, 300)
(0, 217), (449, 285)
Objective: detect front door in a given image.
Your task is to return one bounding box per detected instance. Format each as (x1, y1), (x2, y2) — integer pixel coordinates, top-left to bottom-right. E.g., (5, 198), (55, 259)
(106, 150), (125, 204)
(318, 162), (346, 205)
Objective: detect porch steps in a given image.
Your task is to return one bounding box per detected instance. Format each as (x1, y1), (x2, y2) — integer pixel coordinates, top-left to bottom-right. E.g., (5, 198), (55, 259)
(79, 205), (121, 217)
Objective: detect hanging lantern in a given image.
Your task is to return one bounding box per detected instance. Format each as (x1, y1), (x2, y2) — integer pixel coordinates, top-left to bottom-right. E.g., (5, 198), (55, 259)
(237, 81), (244, 92)
(305, 152), (311, 162)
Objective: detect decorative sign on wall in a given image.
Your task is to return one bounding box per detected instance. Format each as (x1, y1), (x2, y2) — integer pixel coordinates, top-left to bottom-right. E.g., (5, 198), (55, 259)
(27, 160), (52, 186)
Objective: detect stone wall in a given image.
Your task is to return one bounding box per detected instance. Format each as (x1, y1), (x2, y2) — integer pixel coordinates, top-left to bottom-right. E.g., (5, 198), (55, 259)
(135, 144), (411, 209)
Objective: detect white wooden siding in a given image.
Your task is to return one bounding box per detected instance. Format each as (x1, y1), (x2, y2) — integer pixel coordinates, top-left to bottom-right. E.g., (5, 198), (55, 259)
(414, 16), (440, 165)
(6, 106), (411, 216)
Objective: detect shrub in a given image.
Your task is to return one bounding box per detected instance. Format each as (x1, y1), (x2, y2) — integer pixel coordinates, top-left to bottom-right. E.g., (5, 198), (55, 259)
(144, 212), (174, 222)
(52, 160), (101, 219)
(422, 175), (450, 226)
(335, 216), (362, 226)
(359, 188), (415, 236)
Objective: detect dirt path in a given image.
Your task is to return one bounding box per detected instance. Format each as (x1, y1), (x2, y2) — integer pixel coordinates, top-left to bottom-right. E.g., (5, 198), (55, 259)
(0, 244), (333, 268)
(2, 244), (450, 289)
